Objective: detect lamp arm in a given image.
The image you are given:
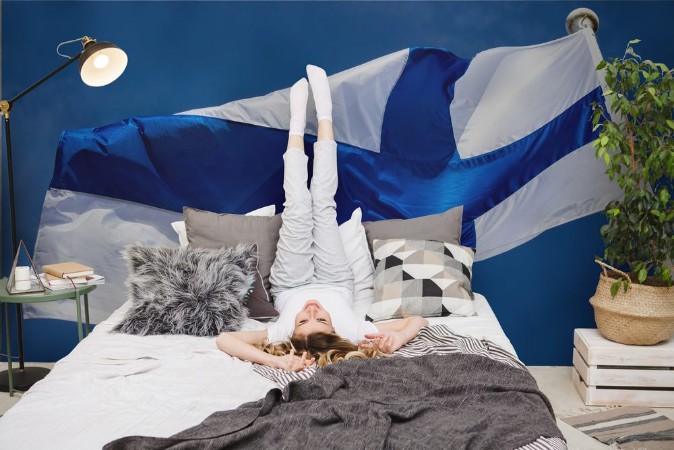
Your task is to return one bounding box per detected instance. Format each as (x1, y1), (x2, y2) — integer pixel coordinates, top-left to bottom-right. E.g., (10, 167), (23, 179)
(1, 53), (81, 118)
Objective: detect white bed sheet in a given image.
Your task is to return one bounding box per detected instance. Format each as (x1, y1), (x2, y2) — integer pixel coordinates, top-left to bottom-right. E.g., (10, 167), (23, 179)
(0, 293), (516, 450)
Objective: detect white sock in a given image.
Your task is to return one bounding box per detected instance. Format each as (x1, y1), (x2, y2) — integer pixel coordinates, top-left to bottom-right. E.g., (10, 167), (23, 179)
(306, 65), (332, 122)
(289, 78), (308, 137)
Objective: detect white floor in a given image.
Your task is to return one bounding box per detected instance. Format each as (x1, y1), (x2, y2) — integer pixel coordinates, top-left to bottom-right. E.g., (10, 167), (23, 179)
(0, 363), (55, 417)
(1, 365), (672, 449)
(528, 366), (674, 450)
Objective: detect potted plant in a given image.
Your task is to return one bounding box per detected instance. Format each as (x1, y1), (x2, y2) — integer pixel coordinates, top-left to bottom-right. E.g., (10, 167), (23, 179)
(590, 39), (674, 345)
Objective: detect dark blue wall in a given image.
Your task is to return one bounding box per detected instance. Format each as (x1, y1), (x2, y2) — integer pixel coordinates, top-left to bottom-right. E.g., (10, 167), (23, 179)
(2, 1), (673, 365)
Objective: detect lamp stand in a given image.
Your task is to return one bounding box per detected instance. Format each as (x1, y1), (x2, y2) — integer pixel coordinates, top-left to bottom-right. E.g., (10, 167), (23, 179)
(0, 54), (81, 393)
(0, 35), (126, 393)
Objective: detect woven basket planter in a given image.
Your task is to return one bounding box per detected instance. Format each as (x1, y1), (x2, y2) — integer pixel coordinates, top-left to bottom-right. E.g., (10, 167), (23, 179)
(590, 261), (674, 345)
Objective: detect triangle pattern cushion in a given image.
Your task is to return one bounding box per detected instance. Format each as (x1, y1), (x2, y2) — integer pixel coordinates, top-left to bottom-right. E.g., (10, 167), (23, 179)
(367, 238), (475, 322)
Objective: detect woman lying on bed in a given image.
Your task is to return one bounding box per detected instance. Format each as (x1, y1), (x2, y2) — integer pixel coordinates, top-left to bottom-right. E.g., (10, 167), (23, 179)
(217, 65), (427, 372)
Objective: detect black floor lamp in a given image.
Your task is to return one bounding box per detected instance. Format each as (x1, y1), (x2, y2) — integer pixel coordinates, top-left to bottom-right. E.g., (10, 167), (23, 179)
(0, 36), (127, 392)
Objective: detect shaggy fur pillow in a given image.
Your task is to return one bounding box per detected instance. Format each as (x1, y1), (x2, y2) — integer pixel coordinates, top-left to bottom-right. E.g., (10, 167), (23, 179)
(114, 243), (257, 336)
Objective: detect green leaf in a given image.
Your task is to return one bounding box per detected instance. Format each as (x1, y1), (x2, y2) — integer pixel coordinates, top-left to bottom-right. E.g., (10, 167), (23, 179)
(660, 188), (670, 205)
(628, 38), (641, 45)
(596, 60), (608, 70)
(600, 136), (609, 146)
(603, 152), (610, 166)
(638, 268), (648, 283)
(648, 87), (656, 96)
(610, 282), (620, 297)
(667, 120), (674, 130)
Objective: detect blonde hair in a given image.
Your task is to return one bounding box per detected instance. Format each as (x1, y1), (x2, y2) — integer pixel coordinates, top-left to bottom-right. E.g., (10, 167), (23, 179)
(258, 332), (386, 367)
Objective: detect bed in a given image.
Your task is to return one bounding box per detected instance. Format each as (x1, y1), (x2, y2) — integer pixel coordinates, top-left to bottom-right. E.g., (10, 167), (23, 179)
(0, 33), (612, 449)
(0, 294), (564, 449)
(1, 184), (569, 450)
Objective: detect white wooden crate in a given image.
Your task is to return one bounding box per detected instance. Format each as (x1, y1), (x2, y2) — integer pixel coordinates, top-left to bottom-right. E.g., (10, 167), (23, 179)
(572, 328), (674, 407)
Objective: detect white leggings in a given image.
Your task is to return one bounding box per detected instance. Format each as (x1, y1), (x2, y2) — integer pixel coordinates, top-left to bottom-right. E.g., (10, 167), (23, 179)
(269, 140), (354, 298)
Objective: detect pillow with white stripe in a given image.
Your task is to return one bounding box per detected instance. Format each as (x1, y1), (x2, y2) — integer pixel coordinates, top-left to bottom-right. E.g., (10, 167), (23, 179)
(366, 239), (475, 322)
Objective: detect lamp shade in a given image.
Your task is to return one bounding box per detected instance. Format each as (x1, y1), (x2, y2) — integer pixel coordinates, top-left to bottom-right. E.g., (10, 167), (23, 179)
(78, 41), (128, 87)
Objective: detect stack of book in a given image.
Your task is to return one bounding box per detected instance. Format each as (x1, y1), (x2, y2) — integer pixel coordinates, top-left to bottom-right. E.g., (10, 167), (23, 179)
(40, 262), (105, 291)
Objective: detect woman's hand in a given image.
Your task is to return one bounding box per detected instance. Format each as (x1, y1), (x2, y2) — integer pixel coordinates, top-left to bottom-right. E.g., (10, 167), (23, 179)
(362, 331), (406, 354)
(367, 316), (429, 354)
(276, 350), (315, 372)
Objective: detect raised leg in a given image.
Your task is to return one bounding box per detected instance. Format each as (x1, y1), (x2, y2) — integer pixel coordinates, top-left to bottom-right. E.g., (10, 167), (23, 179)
(269, 79), (315, 297)
(306, 65), (353, 292)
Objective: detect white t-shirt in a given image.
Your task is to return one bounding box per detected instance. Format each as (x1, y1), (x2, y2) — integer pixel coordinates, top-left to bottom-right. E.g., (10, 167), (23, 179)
(267, 284), (378, 343)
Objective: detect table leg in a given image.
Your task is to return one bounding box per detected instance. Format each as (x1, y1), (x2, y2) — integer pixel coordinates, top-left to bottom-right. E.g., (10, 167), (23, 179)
(75, 292), (83, 342)
(4, 303), (13, 397)
(84, 293), (90, 337)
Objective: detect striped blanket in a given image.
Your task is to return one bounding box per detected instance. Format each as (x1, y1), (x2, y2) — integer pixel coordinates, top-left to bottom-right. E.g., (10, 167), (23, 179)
(254, 325), (524, 389)
(106, 326), (567, 450)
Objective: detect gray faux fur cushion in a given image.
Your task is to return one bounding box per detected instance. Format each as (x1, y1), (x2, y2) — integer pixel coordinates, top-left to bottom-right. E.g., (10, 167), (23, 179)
(114, 243), (257, 336)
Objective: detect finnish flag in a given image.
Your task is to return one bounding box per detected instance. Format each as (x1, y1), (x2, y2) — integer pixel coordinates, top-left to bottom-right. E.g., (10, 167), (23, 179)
(30, 28), (620, 322)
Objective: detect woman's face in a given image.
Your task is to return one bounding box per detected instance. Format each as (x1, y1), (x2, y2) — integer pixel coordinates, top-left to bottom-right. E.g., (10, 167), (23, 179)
(294, 300), (334, 336)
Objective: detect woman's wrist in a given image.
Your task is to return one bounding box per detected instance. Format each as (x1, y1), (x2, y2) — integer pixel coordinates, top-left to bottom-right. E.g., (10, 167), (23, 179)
(415, 316), (429, 328)
(403, 317), (427, 340)
(266, 354), (283, 369)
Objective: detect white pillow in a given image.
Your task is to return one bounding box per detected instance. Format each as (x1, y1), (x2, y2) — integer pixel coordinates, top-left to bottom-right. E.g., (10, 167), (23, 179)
(172, 204), (276, 248)
(338, 208), (375, 318)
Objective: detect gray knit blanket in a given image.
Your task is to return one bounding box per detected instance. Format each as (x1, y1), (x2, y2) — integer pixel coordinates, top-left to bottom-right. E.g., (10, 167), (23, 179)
(105, 333), (564, 450)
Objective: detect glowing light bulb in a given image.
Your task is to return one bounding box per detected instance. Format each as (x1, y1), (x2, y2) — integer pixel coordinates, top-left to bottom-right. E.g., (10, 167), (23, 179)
(93, 54), (110, 69)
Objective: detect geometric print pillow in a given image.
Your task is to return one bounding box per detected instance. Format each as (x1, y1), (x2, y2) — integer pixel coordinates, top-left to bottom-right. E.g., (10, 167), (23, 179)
(366, 239), (476, 322)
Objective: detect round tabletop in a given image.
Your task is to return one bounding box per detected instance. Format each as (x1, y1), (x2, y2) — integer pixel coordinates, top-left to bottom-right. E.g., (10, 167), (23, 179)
(0, 278), (96, 304)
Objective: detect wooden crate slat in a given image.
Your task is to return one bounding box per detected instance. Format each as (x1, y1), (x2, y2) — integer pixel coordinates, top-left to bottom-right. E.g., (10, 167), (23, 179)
(572, 348), (591, 383)
(573, 369), (674, 407)
(575, 328), (674, 367)
(571, 368), (590, 404)
(573, 348), (674, 388)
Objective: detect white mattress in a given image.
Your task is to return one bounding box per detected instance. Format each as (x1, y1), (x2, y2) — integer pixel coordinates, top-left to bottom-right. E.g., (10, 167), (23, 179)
(0, 293), (516, 450)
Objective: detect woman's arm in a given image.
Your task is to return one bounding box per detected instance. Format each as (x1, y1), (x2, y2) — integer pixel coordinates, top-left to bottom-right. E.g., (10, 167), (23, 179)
(215, 330), (314, 372)
(364, 316), (429, 353)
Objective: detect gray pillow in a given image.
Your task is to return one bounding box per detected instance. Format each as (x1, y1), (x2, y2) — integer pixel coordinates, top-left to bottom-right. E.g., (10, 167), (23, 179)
(362, 205), (464, 250)
(184, 207), (282, 319)
(366, 238), (475, 322)
(115, 243), (257, 336)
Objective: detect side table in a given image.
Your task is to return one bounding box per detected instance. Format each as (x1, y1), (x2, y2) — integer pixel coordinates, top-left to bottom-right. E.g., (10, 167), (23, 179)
(0, 278), (96, 396)
(572, 328), (674, 407)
